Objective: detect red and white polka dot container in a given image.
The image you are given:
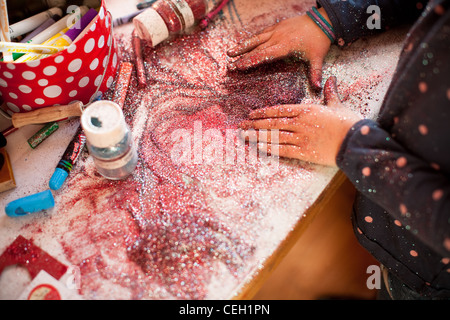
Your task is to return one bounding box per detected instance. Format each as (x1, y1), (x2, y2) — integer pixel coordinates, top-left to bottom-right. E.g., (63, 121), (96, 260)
(0, 0), (118, 116)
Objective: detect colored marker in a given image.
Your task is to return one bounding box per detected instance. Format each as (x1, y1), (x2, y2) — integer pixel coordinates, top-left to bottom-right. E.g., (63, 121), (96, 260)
(30, 5), (89, 45)
(0, 0), (13, 61)
(52, 8), (98, 46)
(31, 8), (98, 61)
(5, 189), (55, 217)
(49, 95), (102, 191)
(11, 17), (58, 61)
(14, 6), (89, 62)
(20, 17), (59, 43)
(8, 7), (63, 38)
(49, 125), (86, 190)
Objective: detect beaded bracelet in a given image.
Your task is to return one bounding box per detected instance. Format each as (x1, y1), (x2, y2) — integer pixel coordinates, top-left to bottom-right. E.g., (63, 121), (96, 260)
(306, 7), (336, 43)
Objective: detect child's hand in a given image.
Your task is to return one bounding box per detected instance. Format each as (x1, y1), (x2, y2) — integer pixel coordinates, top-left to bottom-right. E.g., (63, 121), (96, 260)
(239, 77), (362, 167)
(227, 8), (333, 93)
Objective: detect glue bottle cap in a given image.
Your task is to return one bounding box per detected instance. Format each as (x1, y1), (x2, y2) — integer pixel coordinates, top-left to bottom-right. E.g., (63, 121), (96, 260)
(133, 8), (170, 47)
(5, 189), (55, 217)
(81, 100), (127, 148)
(49, 168), (69, 191)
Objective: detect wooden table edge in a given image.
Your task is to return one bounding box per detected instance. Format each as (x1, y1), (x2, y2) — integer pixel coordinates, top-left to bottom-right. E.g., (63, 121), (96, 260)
(233, 170), (349, 300)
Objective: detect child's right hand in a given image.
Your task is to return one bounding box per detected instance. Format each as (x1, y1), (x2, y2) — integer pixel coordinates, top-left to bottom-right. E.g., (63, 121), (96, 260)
(227, 8), (333, 93)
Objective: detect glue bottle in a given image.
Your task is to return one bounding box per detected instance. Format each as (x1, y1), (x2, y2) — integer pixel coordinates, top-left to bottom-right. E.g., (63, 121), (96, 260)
(80, 101), (138, 180)
(133, 0), (210, 47)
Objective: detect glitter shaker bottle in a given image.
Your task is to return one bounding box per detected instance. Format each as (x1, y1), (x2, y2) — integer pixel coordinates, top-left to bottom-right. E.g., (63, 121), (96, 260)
(81, 101), (138, 180)
(133, 0), (209, 47)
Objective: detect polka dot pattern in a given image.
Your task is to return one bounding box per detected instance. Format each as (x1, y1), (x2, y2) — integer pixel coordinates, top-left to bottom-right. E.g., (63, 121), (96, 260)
(360, 125), (370, 135)
(362, 167), (371, 177)
(418, 124), (428, 135)
(0, 1), (118, 113)
(432, 189), (443, 201)
(396, 157), (407, 168)
(418, 81), (428, 93)
(399, 203), (408, 216)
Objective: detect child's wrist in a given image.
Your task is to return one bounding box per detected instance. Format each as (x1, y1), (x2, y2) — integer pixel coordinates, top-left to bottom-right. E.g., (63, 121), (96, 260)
(306, 6), (336, 44)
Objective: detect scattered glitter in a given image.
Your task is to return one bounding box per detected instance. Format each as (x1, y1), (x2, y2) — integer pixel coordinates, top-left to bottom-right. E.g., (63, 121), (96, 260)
(0, 0), (403, 300)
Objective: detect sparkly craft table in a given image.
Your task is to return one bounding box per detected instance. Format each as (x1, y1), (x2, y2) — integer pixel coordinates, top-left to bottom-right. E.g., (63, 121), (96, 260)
(0, 0), (406, 299)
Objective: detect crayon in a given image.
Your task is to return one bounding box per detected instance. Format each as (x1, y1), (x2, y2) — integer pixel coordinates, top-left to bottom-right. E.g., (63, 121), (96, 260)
(8, 7), (63, 39)
(137, 0), (158, 10)
(113, 10), (145, 27)
(27, 122), (59, 149)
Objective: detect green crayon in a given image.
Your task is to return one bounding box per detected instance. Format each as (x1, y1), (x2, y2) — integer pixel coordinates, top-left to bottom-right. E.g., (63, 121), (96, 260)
(27, 122), (59, 149)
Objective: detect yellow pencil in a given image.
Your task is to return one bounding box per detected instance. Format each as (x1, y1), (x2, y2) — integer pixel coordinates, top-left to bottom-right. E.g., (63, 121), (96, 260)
(0, 41), (66, 54)
(0, 0), (12, 61)
(14, 26), (70, 62)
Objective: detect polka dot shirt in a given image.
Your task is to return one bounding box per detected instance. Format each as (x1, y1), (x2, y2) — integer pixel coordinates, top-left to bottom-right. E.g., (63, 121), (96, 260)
(336, 1), (450, 298)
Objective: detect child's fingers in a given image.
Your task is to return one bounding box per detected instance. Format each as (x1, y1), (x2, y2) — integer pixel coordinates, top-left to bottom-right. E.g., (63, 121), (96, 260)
(248, 105), (301, 119)
(240, 117), (297, 131)
(229, 44), (285, 70)
(323, 76), (342, 105)
(239, 129), (298, 145)
(227, 32), (272, 57)
(308, 58), (324, 93)
(257, 143), (304, 159)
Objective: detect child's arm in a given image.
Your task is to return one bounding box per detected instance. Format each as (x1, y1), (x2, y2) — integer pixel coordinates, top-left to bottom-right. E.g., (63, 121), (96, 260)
(318, 0), (426, 47)
(228, 1), (427, 92)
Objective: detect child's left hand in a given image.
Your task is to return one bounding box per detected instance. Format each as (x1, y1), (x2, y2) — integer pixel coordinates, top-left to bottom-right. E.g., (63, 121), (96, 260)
(239, 77), (362, 166)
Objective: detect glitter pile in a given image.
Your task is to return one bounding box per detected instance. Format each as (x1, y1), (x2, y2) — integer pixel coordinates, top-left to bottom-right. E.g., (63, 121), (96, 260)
(14, 0), (400, 300)
(55, 22), (310, 299)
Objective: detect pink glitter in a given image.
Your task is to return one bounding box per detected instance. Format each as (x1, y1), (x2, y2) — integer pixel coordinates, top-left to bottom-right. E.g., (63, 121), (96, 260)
(46, 0), (389, 299)
(55, 24), (307, 299)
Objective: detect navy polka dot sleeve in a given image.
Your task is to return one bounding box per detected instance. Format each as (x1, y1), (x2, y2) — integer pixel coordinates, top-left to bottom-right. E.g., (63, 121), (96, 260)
(335, 1), (450, 297)
(317, 0), (427, 46)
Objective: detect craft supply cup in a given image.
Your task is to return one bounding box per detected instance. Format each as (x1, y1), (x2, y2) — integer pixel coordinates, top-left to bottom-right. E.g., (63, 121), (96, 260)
(0, 0), (118, 116)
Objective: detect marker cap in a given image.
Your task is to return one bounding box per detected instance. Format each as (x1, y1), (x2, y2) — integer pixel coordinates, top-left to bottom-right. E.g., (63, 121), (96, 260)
(5, 190), (55, 217)
(49, 168), (69, 191)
